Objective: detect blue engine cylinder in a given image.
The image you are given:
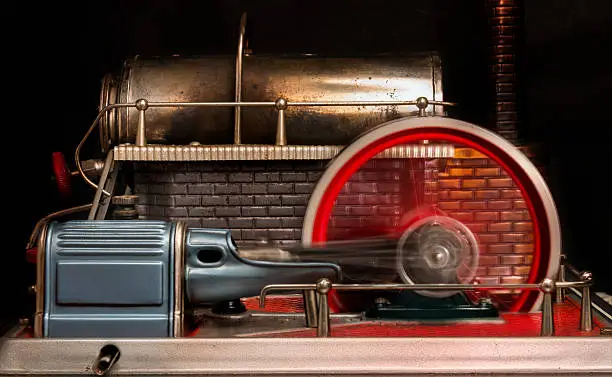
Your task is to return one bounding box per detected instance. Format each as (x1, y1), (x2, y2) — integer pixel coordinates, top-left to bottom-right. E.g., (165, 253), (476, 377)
(40, 220), (340, 338)
(43, 220), (176, 338)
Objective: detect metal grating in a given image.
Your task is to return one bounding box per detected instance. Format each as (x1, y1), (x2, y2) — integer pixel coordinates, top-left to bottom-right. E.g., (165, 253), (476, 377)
(115, 144), (455, 161)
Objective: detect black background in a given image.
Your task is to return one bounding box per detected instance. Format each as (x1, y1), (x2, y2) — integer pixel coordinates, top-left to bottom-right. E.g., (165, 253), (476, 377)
(4, 0), (612, 325)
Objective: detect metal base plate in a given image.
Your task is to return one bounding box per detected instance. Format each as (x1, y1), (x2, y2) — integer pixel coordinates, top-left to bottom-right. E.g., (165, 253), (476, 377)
(1, 336), (610, 376)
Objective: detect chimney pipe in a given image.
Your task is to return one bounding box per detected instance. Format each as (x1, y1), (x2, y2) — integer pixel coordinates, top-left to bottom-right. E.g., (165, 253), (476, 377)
(486, 0), (523, 143)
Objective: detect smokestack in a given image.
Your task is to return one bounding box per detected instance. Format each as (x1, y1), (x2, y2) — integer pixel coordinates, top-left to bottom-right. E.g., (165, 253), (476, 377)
(486, 0), (523, 143)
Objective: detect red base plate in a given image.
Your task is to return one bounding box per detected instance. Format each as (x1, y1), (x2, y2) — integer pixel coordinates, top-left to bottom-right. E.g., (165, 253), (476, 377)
(243, 296), (606, 337)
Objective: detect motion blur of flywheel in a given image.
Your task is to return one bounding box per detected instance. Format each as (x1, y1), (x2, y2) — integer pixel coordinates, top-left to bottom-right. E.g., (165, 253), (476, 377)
(302, 116), (561, 313)
(396, 215), (480, 298)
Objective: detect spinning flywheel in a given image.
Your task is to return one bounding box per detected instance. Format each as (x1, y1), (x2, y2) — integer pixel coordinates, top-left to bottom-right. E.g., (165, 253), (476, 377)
(302, 117), (560, 313)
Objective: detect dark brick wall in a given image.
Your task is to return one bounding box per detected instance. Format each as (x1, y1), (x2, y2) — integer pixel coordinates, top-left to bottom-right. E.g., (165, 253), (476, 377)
(133, 149), (536, 292)
(134, 161), (326, 247)
(328, 159), (419, 240)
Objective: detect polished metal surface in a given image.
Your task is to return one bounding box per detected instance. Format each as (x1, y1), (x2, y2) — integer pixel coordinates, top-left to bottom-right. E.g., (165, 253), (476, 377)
(173, 221), (187, 337)
(556, 254), (566, 303)
(416, 96), (429, 117)
(259, 279), (591, 337)
(33, 223), (49, 338)
(1, 337), (611, 375)
(102, 53), (443, 149)
(315, 278), (332, 337)
(80, 159), (105, 179)
(135, 98), (149, 146)
(234, 12), (247, 144)
(87, 150), (118, 219)
(259, 280), (592, 302)
(302, 290), (318, 328)
(540, 278), (555, 336)
(275, 98), (287, 146)
(98, 74), (117, 151)
(82, 98), (453, 188)
(110, 195), (138, 206)
(581, 271), (594, 332)
(396, 216), (480, 298)
(113, 143), (454, 161)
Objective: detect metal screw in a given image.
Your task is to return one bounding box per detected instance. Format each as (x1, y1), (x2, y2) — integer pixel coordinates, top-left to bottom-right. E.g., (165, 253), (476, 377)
(375, 297), (391, 307)
(478, 297), (493, 307)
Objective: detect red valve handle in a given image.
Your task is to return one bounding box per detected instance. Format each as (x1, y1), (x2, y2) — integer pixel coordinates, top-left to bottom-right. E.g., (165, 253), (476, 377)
(26, 247), (37, 264)
(52, 152), (72, 199)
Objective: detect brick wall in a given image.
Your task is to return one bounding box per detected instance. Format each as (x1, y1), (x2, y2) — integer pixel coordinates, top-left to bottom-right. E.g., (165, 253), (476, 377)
(424, 148), (535, 291)
(328, 159), (419, 240)
(133, 149), (535, 291)
(134, 161), (326, 247)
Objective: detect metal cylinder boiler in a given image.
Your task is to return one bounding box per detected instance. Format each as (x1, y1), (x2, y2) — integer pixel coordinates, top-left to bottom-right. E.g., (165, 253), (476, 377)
(99, 53), (443, 151)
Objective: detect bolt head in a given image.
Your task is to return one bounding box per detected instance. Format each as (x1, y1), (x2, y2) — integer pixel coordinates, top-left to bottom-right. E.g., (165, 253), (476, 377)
(581, 271), (593, 283)
(135, 98), (149, 111)
(374, 297), (391, 306)
(541, 278), (555, 293)
(316, 278), (332, 294)
(416, 96), (429, 110)
(478, 297), (493, 307)
(275, 97), (288, 110)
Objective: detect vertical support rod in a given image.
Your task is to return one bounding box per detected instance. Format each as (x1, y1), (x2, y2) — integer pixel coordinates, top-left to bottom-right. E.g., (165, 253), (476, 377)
(135, 99), (149, 147)
(275, 98), (288, 146)
(234, 12), (247, 145)
(555, 254), (566, 303)
(540, 278), (555, 336)
(88, 150), (117, 220)
(303, 290), (318, 328)
(315, 279), (332, 337)
(580, 271), (593, 332)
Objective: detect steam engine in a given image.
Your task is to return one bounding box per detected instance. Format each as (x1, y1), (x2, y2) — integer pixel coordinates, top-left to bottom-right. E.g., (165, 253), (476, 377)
(13, 6), (607, 347)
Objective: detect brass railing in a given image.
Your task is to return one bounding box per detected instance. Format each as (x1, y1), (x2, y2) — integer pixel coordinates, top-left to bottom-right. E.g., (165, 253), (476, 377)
(259, 270), (595, 337)
(76, 97), (455, 194)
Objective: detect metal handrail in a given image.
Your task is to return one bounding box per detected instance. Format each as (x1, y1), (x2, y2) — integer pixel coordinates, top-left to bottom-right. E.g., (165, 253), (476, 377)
(76, 97), (454, 193)
(259, 275), (594, 337)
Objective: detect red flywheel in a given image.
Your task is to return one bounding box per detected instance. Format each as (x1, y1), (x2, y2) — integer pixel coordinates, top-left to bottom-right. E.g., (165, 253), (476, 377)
(302, 117), (561, 313)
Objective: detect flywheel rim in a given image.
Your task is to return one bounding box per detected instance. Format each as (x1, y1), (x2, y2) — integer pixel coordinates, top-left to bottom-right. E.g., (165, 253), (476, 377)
(302, 116), (561, 313)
